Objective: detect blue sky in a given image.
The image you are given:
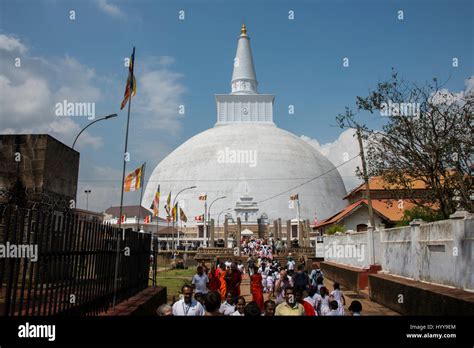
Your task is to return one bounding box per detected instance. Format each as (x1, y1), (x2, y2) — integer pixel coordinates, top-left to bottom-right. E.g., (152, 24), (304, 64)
(0, 0), (473, 211)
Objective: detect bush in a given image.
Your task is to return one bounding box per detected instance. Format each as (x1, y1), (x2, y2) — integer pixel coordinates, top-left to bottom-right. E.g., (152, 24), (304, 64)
(396, 206), (444, 226)
(326, 224), (346, 235)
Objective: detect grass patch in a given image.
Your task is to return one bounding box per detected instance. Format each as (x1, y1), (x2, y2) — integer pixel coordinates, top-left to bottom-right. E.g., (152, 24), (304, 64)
(150, 268), (196, 301)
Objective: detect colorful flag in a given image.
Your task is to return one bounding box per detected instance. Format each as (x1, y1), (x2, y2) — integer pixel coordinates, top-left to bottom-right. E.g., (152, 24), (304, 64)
(121, 214), (126, 223)
(290, 194), (299, 200)
(144, 215), (151, 224)
(164, 191), (171, 215)
(120, 47), (137, 110)
(179, 207), (188, 223)
(195, 214), (204, 221)
(172, 203), (178, 222)
(150, 185), (160, 217)
(198, 194), (207, 201)
(124, 164), (144, 192)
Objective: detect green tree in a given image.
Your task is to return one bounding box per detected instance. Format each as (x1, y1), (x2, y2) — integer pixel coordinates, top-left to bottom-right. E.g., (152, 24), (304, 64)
(337, 71), (473, 218)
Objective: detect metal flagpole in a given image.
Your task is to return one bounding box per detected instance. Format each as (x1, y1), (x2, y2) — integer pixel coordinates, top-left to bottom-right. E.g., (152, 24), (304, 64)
(204, 199), (207, 247)
(296, 195), (301, 242)
(113, 47), (135, 307)
(136, 162), (146, 231)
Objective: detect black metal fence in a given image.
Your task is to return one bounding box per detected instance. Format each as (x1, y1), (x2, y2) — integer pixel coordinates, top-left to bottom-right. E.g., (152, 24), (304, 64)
(0, 204), (154, 316)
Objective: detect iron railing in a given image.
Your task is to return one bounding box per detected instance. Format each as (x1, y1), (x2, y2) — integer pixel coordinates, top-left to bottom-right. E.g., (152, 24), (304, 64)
(0, 204), (154, 316)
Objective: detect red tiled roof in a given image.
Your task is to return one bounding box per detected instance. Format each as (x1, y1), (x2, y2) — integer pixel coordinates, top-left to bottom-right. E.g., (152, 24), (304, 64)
(344, 176), (429, 199)
(314, 199), (419, 228)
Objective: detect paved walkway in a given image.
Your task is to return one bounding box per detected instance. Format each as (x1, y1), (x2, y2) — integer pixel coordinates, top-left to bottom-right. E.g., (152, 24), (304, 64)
(239, 273), (399, 316)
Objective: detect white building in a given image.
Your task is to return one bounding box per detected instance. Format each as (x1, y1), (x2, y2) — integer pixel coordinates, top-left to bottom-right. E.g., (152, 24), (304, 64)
(143, 24), (347, 226)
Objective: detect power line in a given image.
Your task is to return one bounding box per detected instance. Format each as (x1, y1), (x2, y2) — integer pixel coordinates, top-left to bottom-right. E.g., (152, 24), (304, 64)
(257, 153), (361, 204)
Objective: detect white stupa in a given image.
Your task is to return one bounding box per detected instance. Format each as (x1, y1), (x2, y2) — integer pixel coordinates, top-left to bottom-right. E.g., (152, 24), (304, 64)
(142, 24), (347, 225)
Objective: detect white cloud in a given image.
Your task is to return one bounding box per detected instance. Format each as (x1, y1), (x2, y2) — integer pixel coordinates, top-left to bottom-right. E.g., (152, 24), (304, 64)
(96, 0), (124, 18)
(134, 58), (186, 134)
(0, 34), (27, 54)
(301, 129), (363, 192)
(0, 34), (102, 149)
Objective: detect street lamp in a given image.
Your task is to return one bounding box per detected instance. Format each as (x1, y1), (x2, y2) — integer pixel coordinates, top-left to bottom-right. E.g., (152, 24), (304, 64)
(84, 190), (91, 211)
(172, 185), (197, 250)
(208, 196), (226, 246)
(217, 207), (232, 228)
(72, 113), (118, 149)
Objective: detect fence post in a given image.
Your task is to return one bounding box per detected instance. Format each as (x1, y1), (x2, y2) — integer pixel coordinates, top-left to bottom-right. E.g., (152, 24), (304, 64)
(236, 217), (241, 257)
(367, 223), (375, 266)
(410, 219), (424, 281)
(450, 210), (470, 290)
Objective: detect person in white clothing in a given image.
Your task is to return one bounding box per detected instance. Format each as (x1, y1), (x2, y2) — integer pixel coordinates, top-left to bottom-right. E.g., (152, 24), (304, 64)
(231, 296), (246, 316)
(191, 266), (209, 295)
(219, 292), (236, 315)
(328, 300), (342, 316)
(330, 282), (346, 316)
(349, 300), (363, 316)
(319, 287), (330, 316)
(172, 285), (205, 316)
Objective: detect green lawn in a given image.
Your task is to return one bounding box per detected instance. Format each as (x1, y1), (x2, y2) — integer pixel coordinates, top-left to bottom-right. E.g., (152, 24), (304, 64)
(151, 268), (196, 302)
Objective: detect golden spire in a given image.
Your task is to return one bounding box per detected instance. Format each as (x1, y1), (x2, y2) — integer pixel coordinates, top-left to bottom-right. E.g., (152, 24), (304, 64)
(241, 23), (247, 36)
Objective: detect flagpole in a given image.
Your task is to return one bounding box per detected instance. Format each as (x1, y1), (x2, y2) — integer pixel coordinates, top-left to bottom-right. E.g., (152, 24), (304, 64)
(136, 162), (146, 231)
(204, 199), (207, 247)
(113, 47), (135, 308)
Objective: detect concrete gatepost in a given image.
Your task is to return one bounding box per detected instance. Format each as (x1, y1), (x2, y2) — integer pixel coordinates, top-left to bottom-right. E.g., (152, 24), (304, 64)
(210, 219), (215, 247)
(286, 220), (291, 249)
(409, 219), (424, 281)
(450, 210), (470, 289)
(237, 217), (242, 257)
(224, 217), (229, 249)
(305, 219), (311, 247)
(367, 222), (375, 266)
(273, 220), (278, 240)
(278, 218), (282, 240)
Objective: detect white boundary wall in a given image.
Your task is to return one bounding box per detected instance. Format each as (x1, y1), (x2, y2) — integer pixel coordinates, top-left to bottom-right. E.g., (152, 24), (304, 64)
(322, 211), (473, 291)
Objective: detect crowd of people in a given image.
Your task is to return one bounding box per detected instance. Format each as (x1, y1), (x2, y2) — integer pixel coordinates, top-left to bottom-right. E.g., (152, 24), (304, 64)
(241, 237), (289, 258)
(157, 256), (364, 317)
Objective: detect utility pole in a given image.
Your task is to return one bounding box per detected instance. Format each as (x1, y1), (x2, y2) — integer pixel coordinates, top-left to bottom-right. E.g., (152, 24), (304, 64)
(356, 126), (376, 264)
(356, 126), (376, 229)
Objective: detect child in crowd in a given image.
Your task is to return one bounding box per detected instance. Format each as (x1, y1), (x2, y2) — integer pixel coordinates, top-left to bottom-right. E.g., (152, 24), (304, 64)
(330, 282), (346, 316)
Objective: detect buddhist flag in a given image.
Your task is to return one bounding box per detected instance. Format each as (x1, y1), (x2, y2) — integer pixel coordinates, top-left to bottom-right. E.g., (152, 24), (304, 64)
(144, 215), (151, 224)
(124, 164), (144, 192)
(120, 47), (137, 110)
(164, 191), (171, 215)
(172, 203), (178, 222)
(121, 214), (126, 223)
(150, 185), (160, 217)
(198, 194), (207, 201)
(290, 194), (299, 200)
(195, 214), (204, 221)
(179, 207), (188, 223)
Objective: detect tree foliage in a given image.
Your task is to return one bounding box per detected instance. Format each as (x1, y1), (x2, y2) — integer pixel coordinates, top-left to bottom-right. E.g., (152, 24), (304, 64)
(337, 71), (473, 218)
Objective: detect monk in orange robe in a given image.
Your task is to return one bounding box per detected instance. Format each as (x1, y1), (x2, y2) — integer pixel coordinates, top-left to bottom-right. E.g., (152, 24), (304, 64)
(250, 266), (264, 311)
(218, 264), (227, 300)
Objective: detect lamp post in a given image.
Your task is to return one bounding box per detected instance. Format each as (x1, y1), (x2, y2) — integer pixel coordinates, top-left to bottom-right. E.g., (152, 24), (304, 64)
(217, 208), (232, 228)
(208, 196), (226, 246)
(84, 190), (91, 211)
(72, 113), (118, 149)
(172, 186), (197, 250)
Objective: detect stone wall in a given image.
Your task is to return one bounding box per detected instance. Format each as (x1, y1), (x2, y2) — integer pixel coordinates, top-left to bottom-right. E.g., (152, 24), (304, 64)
(321, 212), (473, 291)
(323, 230), (381, 268)
(0, 134), (79, 206)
